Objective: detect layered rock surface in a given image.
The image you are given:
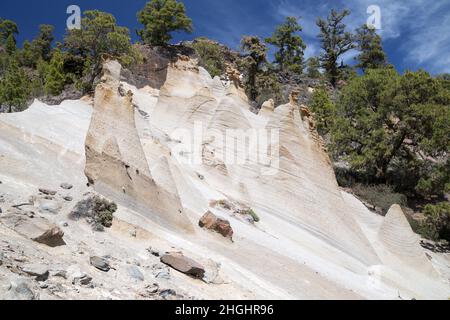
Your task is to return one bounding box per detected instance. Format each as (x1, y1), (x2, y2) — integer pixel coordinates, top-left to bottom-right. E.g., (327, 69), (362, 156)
(0, 51), (449, 300)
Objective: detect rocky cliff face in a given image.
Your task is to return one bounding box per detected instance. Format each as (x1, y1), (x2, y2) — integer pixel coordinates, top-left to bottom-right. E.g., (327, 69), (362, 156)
(0, 48), (449, 300)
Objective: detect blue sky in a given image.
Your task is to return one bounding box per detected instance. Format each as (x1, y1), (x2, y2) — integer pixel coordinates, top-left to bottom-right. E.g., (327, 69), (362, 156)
(1, 0), (449, 74)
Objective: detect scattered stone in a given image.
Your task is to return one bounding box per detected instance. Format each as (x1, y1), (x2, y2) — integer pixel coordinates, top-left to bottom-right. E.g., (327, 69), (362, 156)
(0, 207), (2, 214)
(73, 274), (93, 286)
(199, 211), (234, 239)
(67, 265), (93, 286)
(0, 252), (4, 266)
(159, 288), (177, 299)
(156, 271), (170, 280)
(50, 269), (67, 279)
(146, 283), (160, 294)
(147, 247), (161, 257)
(39, 282), (49, 289)
(130, 229), (137, 237)
(90, 256), (110, 272)
(38, 200), (61, 214)
(6, 279), (36, 300)
(60, 183), (73, 190)
(127, 265), (144, 282)
(160, 253), (205, 279)
(38, 188), (57, 196)
(63, 196), (73, 202)
(138, 283), (159, 298)
(21, 263), (49, 281)
(11, 202), (33, 209)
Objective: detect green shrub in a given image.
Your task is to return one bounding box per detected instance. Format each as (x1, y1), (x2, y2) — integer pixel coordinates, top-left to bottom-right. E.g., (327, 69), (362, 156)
(419, 202), (450, 242)
(70, 195), (117, 231)
(190, 38), (225, 78)
(352, 183), (407, 215)
(241, 208), (260, 223)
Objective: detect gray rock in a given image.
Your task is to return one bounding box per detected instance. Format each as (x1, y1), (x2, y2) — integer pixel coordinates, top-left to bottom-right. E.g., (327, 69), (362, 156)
(127, 265), (144, 282)
(63, 196), (73, 202)
(90, 256), (110, 272)
(0, 212), (65, 247)
(38, 200), (61, 214)
(73, 274), (93, 286)
(147, 247), (161, 257)
(60, 183), (73, 190)
(159, 288), (177, 299)
(161, 253), (205, 279)
(0, 252), (4, 266)
(22, 263), (50, 282)
(156, 271), (170, 280)
(39, 282), (49, 289)
(50, 269), (67, 279)
(7, 279), (37, 300)
(38, 188), (57, 196)
(138, 283), (159, 298)
(67, 265), (93, 286)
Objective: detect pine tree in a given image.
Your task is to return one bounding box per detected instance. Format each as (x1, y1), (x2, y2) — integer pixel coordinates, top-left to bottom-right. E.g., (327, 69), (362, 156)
(310, 87), (335, 135)
(316, 9), (355, 87)
(306, 57), (321, 78)
(265, 17), (306, 73)
(239, 36), (268, 101)
(137, 0), (193, 46)
(44, 49), (65, 96)
(0, 58), (31, 112)
(0, 18), (18, 44)
(355, 24), (387, 72)
(63, 10), (139, 92)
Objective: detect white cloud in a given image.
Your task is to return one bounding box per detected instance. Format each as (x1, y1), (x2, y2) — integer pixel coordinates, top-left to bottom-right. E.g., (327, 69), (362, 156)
(274, 0), (450, 73)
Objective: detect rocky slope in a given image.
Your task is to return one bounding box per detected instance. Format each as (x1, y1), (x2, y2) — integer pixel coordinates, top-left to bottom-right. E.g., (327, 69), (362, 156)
(0, 49), (449, 300)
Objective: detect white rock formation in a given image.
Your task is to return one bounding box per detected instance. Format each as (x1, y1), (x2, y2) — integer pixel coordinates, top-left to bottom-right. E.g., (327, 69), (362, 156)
(0, 54), (449, 300)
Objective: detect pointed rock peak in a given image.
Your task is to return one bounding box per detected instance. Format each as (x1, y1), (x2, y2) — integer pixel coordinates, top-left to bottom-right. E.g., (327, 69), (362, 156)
(260, 99), (275, 113)
(101, 59), (122, 84)
(289, 89), (300, 107)
(151, 155), (179, 195)
(383, 204), (413, 231)
(379, 204), (439, 278)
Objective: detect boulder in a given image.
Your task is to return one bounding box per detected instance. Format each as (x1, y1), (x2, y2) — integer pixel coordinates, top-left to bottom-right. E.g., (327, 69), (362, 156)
(38, 188), (57, 196)
(160, 253), (205, 279)
(5, 279), (37, 300)
(90, 256), (110, 272)
(21, 263), (49, 281)
(63, 196), (73, 202)
(73, 274), (93, 286)
(38, 199), (61, 214)
(67, 265), (93, 286)
(60, 183), (73, 190)
(199, 211), (234, 239)
(32, 226), (65, 247)
(127, 265), (144, 282)
(0, 212), (65, 247)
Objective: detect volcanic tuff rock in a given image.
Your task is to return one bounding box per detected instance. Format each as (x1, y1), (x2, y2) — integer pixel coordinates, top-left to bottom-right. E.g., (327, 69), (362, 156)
(0, 47), (449, 300)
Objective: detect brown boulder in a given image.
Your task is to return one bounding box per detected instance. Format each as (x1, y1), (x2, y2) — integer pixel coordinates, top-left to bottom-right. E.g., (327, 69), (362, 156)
(160, 253), (205, 279)
(0, 211), (65, 247)
(32, 226), (65, 247)
(199, 211), (233, 239)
